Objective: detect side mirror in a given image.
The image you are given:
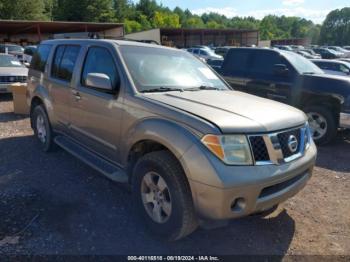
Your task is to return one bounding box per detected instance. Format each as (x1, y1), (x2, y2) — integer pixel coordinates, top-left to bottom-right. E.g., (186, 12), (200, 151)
(273, 64), (289, 76)
(86, 73), (113, 90)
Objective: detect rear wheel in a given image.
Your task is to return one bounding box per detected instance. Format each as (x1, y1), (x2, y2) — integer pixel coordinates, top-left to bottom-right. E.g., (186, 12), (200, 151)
(304, 105), (337, 145)
(132, 151), (198, 241)
(32, 105), (55, 152)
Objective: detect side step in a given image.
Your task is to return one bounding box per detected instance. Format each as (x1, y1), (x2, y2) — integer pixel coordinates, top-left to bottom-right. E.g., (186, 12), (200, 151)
(54, 136), (128, 183)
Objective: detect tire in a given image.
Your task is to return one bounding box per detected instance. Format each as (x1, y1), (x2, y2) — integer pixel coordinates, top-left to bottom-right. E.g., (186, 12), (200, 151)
(132, 151), (198, 241)
(32, 105), (55, 152)
(304, 105), (337, 145)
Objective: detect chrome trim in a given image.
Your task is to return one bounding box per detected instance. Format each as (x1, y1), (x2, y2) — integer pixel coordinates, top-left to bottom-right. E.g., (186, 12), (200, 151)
(249, 124), (310, 166)
(340, 112), (350, 128)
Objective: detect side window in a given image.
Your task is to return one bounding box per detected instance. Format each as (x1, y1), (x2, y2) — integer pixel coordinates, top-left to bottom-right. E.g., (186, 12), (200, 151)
(24, 48), (34, 56)
(250, 51), (284, 77)
(30, 44), (52, 72)
(51, 45), (81, 82)
(193, 49), (199, 55)
(339, 64), (350, 74)
(81, 47), (119, 90)
(222, 50), (250, 76)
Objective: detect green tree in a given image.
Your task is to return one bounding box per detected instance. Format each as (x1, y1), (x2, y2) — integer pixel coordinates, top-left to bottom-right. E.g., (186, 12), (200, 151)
(54, 0), (115, 22)
(152, 11), (180, 28)
(124, 19), (142, 33)
(320, 7), (350, 45)
(0, 0), (48, 20)
(183, 16), (205, 29)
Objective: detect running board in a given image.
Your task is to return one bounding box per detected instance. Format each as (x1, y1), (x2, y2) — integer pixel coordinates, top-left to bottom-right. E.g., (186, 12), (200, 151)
(54, 136), (128, 183)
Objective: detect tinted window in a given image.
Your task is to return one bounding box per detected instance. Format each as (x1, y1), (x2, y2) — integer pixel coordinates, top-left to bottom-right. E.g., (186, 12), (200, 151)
(30, 44), (52, 72)
(222, 49), (250, 76)
(51, 45), (65, 78)
(250, 51), (284, 76)
(51, 45), (80, 82)
(81, 47), (119, 89)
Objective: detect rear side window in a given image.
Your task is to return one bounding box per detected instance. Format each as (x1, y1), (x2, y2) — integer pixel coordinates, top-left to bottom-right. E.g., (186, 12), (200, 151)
(222, 49), (250, 76)
(51, 45), (81, 82)
(81, 47), (119, 89)
(30, 44), (52, 72)
(250, 51), (284, 76)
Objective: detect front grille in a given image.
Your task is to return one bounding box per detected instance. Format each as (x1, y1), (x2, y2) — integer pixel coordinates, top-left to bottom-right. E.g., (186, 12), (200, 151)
(249, 126), (306, 165)
(0, 75), (27, 83)
(277, 129), (301, 158)
(249, 136), (269, 161)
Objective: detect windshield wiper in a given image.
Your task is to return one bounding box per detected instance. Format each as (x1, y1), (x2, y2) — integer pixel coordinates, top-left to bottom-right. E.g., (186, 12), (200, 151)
(140, 87), (184, 93)
(303, 72), (316, 75)
(186, 85), (222, 91)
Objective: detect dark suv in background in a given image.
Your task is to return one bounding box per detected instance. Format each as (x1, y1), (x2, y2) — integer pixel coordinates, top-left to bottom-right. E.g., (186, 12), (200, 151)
(220, 48), (350, 145)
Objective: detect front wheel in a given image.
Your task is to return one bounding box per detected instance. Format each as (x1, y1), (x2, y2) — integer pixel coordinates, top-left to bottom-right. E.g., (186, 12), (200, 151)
(132, 151), (198, 241)
(305, 105), (337, 145)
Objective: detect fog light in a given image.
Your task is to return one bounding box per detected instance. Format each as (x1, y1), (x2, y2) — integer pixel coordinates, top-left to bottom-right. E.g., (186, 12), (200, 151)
(231, 197), (246, 212)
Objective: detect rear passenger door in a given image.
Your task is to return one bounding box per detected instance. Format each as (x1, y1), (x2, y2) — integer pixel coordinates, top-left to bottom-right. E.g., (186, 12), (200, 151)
(221, 49), (251, 91)
(49, 44), (81, 133)
(246, 50), (294, 103)
(69, 45), (123, 163)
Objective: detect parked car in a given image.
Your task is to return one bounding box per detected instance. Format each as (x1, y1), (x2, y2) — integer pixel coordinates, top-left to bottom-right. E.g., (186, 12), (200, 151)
(295, 50), (320, 59)
(0, 54), (28, 93)
(313, 48), (341, 59)
(274, 45), (293, 51)
(311, 59), (350, 77)
(23, 45), (37, 65)
(327, 46), (350, 58)
(0, 44), (24, 62)
(302, 49), (321, 58)
(206, 58), (223, 72)
(220, 48), (350, 145)
(187, 47), (223, 61)
(27, 39), (317, 240)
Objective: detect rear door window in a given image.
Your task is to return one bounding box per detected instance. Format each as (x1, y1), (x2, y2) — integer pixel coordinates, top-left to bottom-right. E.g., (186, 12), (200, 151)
(51, 45), (81, 82)
(30, 44), (52, 72)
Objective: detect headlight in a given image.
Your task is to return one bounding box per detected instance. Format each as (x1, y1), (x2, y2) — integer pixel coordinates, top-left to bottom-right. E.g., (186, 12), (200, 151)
(201, 134), (253, 165)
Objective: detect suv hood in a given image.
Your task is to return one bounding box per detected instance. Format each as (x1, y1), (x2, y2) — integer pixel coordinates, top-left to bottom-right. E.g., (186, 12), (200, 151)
(145, 90), (307, 133)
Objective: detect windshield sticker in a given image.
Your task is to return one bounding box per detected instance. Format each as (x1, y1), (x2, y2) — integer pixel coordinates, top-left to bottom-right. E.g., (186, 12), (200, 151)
(11, 61), (21, 66)
(198, 67), (219, 80)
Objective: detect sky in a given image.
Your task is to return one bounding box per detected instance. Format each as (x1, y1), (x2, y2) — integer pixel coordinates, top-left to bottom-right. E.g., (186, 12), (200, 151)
(155, 0), (349, 24)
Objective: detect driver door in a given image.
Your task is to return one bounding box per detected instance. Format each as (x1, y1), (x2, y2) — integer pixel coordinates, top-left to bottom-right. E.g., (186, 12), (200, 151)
(69, 46), (123, 163)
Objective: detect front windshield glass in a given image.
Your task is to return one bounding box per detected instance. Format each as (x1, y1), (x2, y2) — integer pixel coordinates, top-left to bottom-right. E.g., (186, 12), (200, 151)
(0, 55), (24, 67)
(120, 46), (228, 92)
(281, 51), (324, 74)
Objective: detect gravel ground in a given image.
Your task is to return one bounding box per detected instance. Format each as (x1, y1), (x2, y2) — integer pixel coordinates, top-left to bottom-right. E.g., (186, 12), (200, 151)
(0, 94), (349, 256)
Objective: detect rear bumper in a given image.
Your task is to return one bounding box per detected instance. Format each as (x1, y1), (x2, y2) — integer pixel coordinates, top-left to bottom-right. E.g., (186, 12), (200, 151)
(340, 112), (350, 128)
(182, 141), (317, 220)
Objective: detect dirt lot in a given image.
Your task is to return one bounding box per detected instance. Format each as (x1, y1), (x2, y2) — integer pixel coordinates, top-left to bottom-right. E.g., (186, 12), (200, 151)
(0, 94), (349, 256)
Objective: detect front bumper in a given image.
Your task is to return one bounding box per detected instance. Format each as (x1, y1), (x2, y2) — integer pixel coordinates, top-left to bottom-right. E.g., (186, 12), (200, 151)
(0, 83), (12, 93)
(340, 112), (350, 128)
(180, 141), (317, 220)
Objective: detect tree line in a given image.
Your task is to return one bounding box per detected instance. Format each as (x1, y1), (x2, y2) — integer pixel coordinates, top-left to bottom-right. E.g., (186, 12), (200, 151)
(0, 0), (349, 45)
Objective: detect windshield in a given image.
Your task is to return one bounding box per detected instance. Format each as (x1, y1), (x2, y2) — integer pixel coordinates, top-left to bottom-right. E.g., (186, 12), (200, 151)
(282, 51), (324, 74)
(120, 46), (228, 92)
(0, 55), (24, 67)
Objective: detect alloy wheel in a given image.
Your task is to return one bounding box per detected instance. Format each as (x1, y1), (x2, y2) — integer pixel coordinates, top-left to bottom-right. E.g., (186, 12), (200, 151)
(307, 112), (328, 140)
(36, 114), (47, 143)
(141, 171), (172, 224)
